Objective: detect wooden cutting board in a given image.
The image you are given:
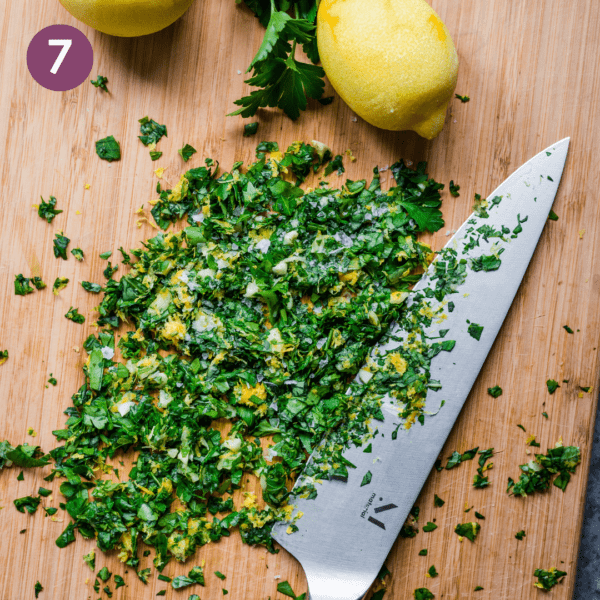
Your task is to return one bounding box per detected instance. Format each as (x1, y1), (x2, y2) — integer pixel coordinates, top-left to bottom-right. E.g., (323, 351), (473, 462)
(1, 0), (599, 598)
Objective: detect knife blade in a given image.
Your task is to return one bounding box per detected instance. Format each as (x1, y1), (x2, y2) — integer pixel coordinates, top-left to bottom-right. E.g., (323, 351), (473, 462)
(271, 138), (570, 600)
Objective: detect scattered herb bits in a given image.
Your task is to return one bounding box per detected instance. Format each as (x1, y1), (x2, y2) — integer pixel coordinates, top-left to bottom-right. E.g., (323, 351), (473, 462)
(71, 248), (84, 261)
(96, 135), (121, 162)
(414, 589), (434, 600)
(52, 277), (69, 295)
(91, 75), (109, 92)
(243, 123), (259, 137)
(97, 567), (112, 582)
(83, 549), (96, 570)
(360, 471), (373, 487)
(427, 565), (438, 578)
(34, 581), (44, 598)
(455, 94), (470, 102)
(48, 375), (57, 386)
(32, 277), (46, 290)
(418, 549), (428, 556)
(150, 151), (163, 161)
(36, 195), (62, 223)
(179, 144), (197, 162)
(487, 385), (503, 398)
(467, 322), (484, 341)
(449, 180), (460, 197)
(454, 522), (480, 542)
(433, 494), (445, 507)
(548, 209), (559, 221)
(533, 567), (567, 590)
(0, 350), (7, 365)
(14, 274), (34, 296)
(546, 379), (560, 394)
(423, 522), (438, 532)
(138, 116), (167, 146)
(81, 281), (102, 293)
(53, 233), (70, 260)
(563, 325), (574, 334)
(515, 530), (526, 540)
(14, 494), (41, 514)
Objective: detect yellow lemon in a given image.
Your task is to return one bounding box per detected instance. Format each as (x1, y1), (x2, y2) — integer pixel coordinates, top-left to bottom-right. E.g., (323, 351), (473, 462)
(317, 0), (459, 139)
(59, 0), (196, 37)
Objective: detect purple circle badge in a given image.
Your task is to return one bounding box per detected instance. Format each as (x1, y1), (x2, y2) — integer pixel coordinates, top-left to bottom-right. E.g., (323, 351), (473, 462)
(27, 25), (93, 92)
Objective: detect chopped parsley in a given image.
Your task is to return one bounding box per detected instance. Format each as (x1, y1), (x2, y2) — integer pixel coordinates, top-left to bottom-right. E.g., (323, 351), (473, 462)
(418, 549), (428, 556)
(433, 494), (445, 507)
(150, 151), (163, 161)
(17, 471), (24, 480)
(0, 350), (7, 366)
(215, 571), (226, 580)
(277, 581), (306, 599)
(114, 575), (125, 588)
(414, 589), (434, 600)
(548, 209), (559, 221)
(81, 281), (103, 293)
(36, 196), (62, 223)
(422, 522), (437, 532)
(65, 307), (85, 324)
(487, 385), (502, 398)
(53, 233), (70, 260)
(32, 277), (46, 290)
(515, 530), (526, 540)
(138, 117), (167, 146)
(467, 322), (484, 341)
(324, 155), (345, 177)
(243, 123), (259, 137)
(91, 75), (109, 92)
(446, 447), (479, 469)
(427, 565), (438, 577)
(360, 471), (373, 487)
(474, 587), (484, 592)
(14, 274), (34, 296)
(533, 567), (567, 590)
(546, 379), (560, 394)
(179, 144), (197, 161)
(14, 494), (41, 514)
(52, 277), (69, 295)
(474, 511), (485, 519)
(542, 412), (548, 419)
(83, 549), (96, 570)
(563, 325), (573, 334)
(96, 136), (121, 162)
(454, 522), (480, 542)
(455, 94), (470, 102)
(448, 180), (460, 197)
(35, 581), (44, 598)
(507, 441), (581, 496)
(473, 448), (493, 488)
(137, 568), (151, 584)
(99, 251), (112, 260)
(97, 567), (112, 582)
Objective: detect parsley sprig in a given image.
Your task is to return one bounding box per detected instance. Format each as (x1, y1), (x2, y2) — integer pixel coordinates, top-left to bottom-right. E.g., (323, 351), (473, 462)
(229, 0), (326, 120)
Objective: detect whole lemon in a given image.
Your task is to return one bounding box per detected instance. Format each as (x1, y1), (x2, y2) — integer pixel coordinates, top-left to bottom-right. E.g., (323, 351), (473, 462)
(59, 0), (196, 37)
(317, 0), (458, 139)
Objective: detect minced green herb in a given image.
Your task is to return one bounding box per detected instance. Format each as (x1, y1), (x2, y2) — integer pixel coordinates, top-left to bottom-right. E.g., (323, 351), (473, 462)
(243, 123), (259, 137)
(179, 144), (198, 161)
(455, 94), (470, 102)
(100, 251), (112, 260)
(360, 471), (373, 487)
(37, 196), (62, 223)
(474, 511), (485, 519)
(467, 322), (484, 341)
(324, 155), (345, 177)
(433, 494), (445, 507)
(563, 325), (573, 334)
(97, 567), (112, 582)
(52, 277), (69, 295)
(150, 151), (163, 162)
(138, 117), (167, 146)
(454, 522), (480, 542)
(53, 233), (70, 260)
(515, 530), (526, 540)
(446, 447), (479, 469)
(507, 441), (581, 496)
(487, 385), (502, 398)
(83, 549), (96, 570)
(580, 386), (591, 393)
(17, 471), (24, 481)
(35, 581), (43, 598)
(91, 76), (109, 92)
(418, 549), (427, 556)
(114, 575), (125, 588)
(546, 379), (560, 394)
(0, 350), (7, 366)
(414, 589), (434, 600)
(474, 587), (484, 592)
(14, 274), (34, 296)
(449, 180), (460, 197)
(422, 522), (437, 532)
(277, 581), (306, 599)
(533, 567), (567, 590)
(96, 136), (121, 162)
(82, 281), (103, 294)
(428, 565), (438, 577)
(473, 448), (493, 489)
(548, 210), (559, 221)
(215, 571), (226, 580)
(32, 277), (46, 290)
(14, 494), (41, 514)
(65, 307), (85, 324)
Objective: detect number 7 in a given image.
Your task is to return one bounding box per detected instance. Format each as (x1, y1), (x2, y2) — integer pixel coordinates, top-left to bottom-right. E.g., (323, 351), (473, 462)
(48, 39), (72, 75)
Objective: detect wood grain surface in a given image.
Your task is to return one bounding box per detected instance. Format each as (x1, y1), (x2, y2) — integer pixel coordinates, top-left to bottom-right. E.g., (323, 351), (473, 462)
(1, 0), (599, 598)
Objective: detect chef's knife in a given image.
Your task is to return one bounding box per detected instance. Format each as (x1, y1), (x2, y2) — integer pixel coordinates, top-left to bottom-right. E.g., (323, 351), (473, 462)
(271, 138), (570, 600)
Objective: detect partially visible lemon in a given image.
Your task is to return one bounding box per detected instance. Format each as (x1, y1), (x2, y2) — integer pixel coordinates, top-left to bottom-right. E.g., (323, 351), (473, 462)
(59, 0), (196, 37)
(317, 0), (459, 139)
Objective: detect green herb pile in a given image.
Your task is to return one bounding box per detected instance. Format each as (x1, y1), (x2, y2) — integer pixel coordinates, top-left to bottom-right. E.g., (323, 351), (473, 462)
(34, 141), (458, 573)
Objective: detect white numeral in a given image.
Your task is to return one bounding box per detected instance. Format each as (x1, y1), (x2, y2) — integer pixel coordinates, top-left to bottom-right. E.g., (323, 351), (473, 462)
(48, 39), (72, 74)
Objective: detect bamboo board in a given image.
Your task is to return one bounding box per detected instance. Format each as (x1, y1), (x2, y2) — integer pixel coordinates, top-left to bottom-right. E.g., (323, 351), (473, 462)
(1, 0), (599, 598)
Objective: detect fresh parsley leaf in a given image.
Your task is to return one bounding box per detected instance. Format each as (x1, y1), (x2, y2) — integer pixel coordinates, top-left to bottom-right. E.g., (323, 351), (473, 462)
(6, 444), (49, 468)
(17, 471), (24, 481)
(138, 117), (167, 146)
(55, 522), (76, 548)
(179, 144), (197, 161)
(65, 307), (85, 324)
(81, 281), (103, 293)
(14, 494), (41, 514)
(52, 277), (69, 295)
(449, 180), (460, 197)
(467, 322), (484, 341)
(474, 511), (485, 519)
(96, 136), (121, 162)
(243, 123), (259, 137)
(38, 487), (52, 497)
(53, 233), (70, 260)
(276, 581), (297, 598)
(487, 385), (503, 398)
(37, 196), (62, 223)
(14, 274), (34, 296)
(44, 507), (57, 516)
(542, 412), (548, 419)
(91, 75), (109, 92)
(454, 522), (481, 542)
(533, 567), (567, 590)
